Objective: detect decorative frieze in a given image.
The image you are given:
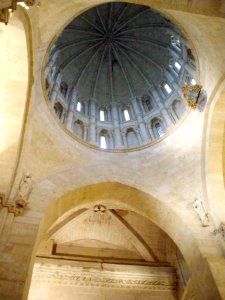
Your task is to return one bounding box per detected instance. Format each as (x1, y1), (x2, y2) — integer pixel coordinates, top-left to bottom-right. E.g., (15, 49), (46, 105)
(32, 260), (177, 291)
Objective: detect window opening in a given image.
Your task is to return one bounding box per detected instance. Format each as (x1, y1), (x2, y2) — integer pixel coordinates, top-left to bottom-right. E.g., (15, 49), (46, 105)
(190, 78), (196, 85)
(155, 122), (164, 137)
(100, 136), (107, 149)
(76, 101), (81, 112)
(174, 62), (181, 71)
(164, 83), (172, 94)
(124, 109), (130, 121)
(100, 110), (105, 121)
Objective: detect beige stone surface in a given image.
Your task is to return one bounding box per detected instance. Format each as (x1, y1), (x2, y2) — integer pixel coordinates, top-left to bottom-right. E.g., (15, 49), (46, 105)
(0, 1), (225, 300)
(0, 16), (28, 195)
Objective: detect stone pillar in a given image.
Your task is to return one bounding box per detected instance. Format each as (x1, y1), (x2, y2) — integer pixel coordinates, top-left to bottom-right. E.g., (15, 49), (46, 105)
(111, 102), (123, 148)
(60, 111), (66, 124)
(84, 101), (89, 115)
(89, 99), (96, 144)
(148, 125), (155, 140)
(109, 131), (114, 148)
(121, 130), (127, 148)
(0, 207), (40, 300)
(132, 98), (149, 142)
(50, 85), (57, 106)
(64, 89), (77, 131)
(183, 62), (195, 78)
(152, 90), (173, 128)
(44, 59), (54, 78)
(83, 124), (88, 141)
(135, 127), (142, 145)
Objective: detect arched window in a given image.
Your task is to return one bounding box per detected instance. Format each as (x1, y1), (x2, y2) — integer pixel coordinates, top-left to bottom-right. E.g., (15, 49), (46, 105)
(60, 81), (68, 97)
(99, 130), (110, 149)
(74, 120), (84, 139)
(53, 102), (63, 119)
(155, 122), (164, 137)
(100, 135), (107, 149)
(123, 109), (130, 121)
(100, 110), (105, 121)
(126, 128), (139, 148)
(174, 61), (181, 72)
(76, 101), (82, 112)
(151, 118), (165, 138)
(164, 83), (172, 94)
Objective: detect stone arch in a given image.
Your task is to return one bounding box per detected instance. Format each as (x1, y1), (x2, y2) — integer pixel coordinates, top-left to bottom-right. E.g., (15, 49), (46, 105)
(126, 128), (139, 147)
(29, 182), (221, 300)
(99, 129), (111, 148)
(203, 81), (225, 226)
(0, 7), (33, 195)
(74, 119), (84, 139)
(151, 117), (165, 138)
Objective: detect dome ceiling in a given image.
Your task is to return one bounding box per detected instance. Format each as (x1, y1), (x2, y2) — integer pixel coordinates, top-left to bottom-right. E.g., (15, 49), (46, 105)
(52, 2), (182, 105)
(45, 2), (196, 150)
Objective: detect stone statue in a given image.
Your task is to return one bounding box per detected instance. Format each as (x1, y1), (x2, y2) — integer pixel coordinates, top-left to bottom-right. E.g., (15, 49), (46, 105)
(196, 89), (207, 112)
(192, 198), (209, 227)
(15, 173), (32, 209)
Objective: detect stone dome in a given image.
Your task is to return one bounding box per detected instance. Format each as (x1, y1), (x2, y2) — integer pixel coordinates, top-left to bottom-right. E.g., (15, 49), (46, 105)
(45, 2), (196, 150)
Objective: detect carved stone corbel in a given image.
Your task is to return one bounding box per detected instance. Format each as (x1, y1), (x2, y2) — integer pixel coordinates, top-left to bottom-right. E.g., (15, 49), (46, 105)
(192, 198), (209, 227)
(213, 222), (225, 239)
(0, 8), (10, 25)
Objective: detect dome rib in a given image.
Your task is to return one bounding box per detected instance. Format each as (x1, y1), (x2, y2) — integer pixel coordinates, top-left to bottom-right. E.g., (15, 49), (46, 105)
(95, 7), (107, 32)
(111, 4), (129, 31)
(115, 40), (163, 74)
(72, 43), (104, 88)
(80, 15), (104, 35)
(108, 3), (113, 31)
(65, 26), (102, 36)
(111, 44), (135, 98)
(108, 44), (114, 101)
(113, 43), (154, 88)
(92, 44), (107, 98)
(114, 7), (149, 34)
(53, 38), (103, 54)
(56, 41), (103, 74)
(116, 35), (172, 53)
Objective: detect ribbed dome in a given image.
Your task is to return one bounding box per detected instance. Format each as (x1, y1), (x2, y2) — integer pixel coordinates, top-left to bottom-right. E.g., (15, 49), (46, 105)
(51, 2), (183, 105)
(45, 2), (196, 150)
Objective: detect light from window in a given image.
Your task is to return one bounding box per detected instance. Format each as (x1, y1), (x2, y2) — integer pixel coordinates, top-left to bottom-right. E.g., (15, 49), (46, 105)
(190, 78), (196, 85)
(174, 62), (181, 70)
(171, 36), (180, 47)
(155, 123), (164, 137)
(100, 136), (107, 149)
(164, 83), (172, 94)
(100, 110), (105, 121)
(76, 101), (81, 112)
(124, 109), (130, 121)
